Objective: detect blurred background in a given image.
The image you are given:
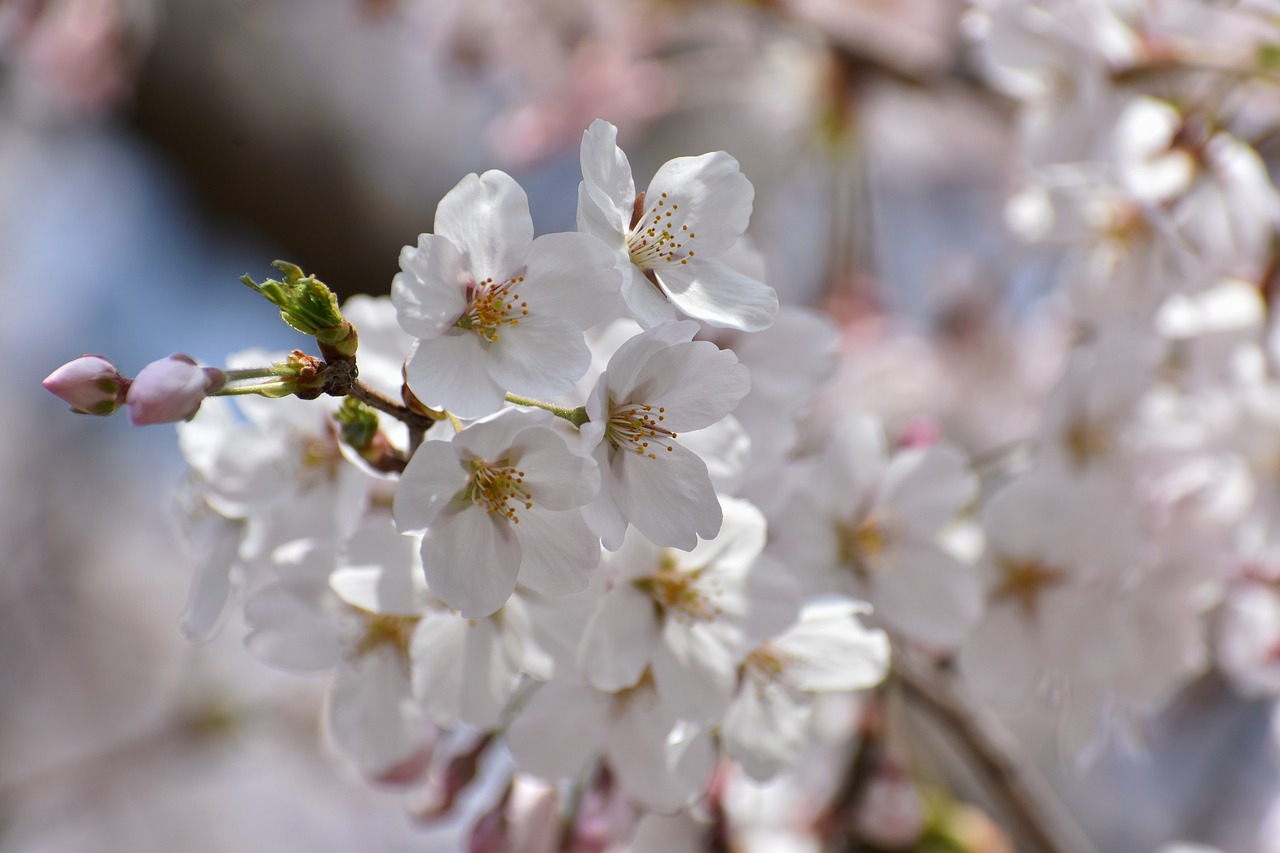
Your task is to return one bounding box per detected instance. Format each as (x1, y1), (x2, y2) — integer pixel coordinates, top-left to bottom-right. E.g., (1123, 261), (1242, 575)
(5, 0), (1278, 850)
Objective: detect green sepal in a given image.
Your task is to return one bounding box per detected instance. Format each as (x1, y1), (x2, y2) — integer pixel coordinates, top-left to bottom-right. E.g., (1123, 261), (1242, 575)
(241, 261), (347, 340)
(335, 397), (380, 451)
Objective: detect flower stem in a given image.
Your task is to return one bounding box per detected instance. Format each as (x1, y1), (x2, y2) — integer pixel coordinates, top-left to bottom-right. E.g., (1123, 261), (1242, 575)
(504, 393), (590, 427)
(223, 365), (299, 382)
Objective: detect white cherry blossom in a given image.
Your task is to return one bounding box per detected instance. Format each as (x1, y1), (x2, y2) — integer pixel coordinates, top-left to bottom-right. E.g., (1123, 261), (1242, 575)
(394, 408), (600, 617)
(580, 320), (750, 551)
(576, 119), (777, 332)
(393, 169), (621, 418)
(722, 599), (889, 781)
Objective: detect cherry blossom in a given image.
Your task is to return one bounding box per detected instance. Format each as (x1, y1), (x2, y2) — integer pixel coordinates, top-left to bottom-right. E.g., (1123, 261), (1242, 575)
(576, 119), (778, 332)
(393, 408), (600, 617)
(393, 169), (621, 418)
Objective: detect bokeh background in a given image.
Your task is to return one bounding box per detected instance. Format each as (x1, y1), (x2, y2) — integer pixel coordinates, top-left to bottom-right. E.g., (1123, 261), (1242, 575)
(4, 0), (1277, 850)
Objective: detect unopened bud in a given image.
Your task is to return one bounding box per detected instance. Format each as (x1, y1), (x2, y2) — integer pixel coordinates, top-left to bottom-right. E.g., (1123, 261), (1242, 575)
(126, 354), (226, 425)
(43, 355), (126, 415)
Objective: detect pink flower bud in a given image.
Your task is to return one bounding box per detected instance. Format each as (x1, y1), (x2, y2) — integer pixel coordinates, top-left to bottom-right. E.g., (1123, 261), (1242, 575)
(43, 354), (126, 415)
(126, 354), (226, 425)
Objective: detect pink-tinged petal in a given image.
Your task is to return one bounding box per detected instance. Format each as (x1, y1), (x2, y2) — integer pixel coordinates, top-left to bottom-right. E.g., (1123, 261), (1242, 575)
(392, 233), (468, 339)
(722, 675), (811, 781)
(43, 354), (124, 415)
(486, 313), (592, 399)
(653, 257), (777, 332)
(578, 586), (660, 692)
(127, 354), (221, 425)
(652, 620), (739, 723)
(621, 263), (680, 329)
(645, 152), (753, 256)
(578, 119), (635, 231)
(434, 170), (533, 281)
(631, 342), (750, 431)
(513, 427), (600, 510)
(421, 505), (521, 617)
(326, 648), (430, 780)
(614, 441), (721, 551)
(880, 444), (976, 536)
(394, 438), (469, 534)
(773, 601), (890, 693)
(514, 507), (600, 596)
(507, 680), (610, 779)
(870, 539), (982, 650)
(404, 333), (507, 419)
(244, 582), (345, 672)
(524, 232), (624, 328)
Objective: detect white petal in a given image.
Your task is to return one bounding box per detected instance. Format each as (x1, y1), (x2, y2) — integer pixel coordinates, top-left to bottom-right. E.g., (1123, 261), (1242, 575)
(600, 320), (700, 400)
(632, 340), (751, 431)
(578, 586), (660, 692)
(403, 333), (506, 419)
(434, 170), (533, 281)
(652, 621), (739, 723)
(513, 427), (600, 511)
(582, 442), (629, 551)
(487, 313), (592, 400)
(621, 264), (680, 329)
(654, 257), (777, 332)
(613, 441), (721, 550)
(244, 582), (345, 672)
(421, 505), (521, 617)
(507, 680), (609, 779)
(411, 610), (518, 729)
(524, 231), (623, 328)
(773, 601), (890, 693)
(880, 444), (976, 536)
(393, 438), (469, 534)
(722, 676), (812, 781)
(178, 514), (241, 642)
(332, 521), (426, 616)
(578, 119), (635, 232)
(514, 506), (601, 596)
(392, 234), (468, 339)
(326, 649), (429, 779)
(870, 539), (982, 650)
(645, 151), (753, 255)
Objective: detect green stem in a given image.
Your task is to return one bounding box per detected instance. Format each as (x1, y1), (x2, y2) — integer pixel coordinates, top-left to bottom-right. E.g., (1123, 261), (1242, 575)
(212, 382), (289, 397)
(223, 365), (298, 382)
(504, 394), (590, 427)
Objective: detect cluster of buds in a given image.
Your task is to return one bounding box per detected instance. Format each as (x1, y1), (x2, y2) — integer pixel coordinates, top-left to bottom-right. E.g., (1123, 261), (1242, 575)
(43, 353), (226, 425)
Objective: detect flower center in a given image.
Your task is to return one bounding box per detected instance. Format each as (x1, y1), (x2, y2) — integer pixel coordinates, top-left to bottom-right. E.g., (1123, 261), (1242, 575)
(456, 275), (529, 342)
(744, 643), (795, 686)
(351, 612), (419, 661)
(626, 191), (697, 270)
(466, 459), (532, 523)
(633, 554), (721, 625)
(836, 516), (889, 578)
(605, 400), (678, 460)
(993, 557), (1065, 618)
